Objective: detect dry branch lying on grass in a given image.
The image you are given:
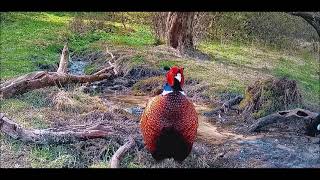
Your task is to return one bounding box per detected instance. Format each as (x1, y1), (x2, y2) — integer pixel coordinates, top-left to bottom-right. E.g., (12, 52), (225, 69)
(0, 44), (118, 99)
(110, 136), (136, 168)
(248, 108), (319, 135)
(0, 113), (114, 144)
(203, 95), (243, 117)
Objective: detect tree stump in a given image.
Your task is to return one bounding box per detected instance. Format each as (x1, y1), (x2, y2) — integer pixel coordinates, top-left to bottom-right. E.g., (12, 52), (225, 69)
(239, 77), (302, 119)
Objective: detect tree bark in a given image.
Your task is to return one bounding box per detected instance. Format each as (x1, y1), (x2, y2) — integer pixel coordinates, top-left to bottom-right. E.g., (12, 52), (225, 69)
(165, 12), (211, 60)
(166, 12), (195, 54)
(0, 113), (114, 144)
(167, 12), (194, 53)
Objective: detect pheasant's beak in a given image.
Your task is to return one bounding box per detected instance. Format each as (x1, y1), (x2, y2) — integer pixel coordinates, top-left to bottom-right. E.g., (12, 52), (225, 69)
(317, 124), (320, 131)
(175, 73), (182, 82)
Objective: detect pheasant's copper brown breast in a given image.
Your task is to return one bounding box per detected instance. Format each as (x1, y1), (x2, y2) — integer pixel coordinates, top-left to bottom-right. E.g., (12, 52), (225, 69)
(140, 92), (198, 153)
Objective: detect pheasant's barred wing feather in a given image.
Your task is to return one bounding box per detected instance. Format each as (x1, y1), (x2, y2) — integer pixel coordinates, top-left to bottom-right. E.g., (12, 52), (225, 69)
(140, 96), (166, 152)
(178, 100), (198, 144)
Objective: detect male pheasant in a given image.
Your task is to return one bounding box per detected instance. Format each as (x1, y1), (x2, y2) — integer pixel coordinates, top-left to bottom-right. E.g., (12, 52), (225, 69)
(140, 66), (198, 162)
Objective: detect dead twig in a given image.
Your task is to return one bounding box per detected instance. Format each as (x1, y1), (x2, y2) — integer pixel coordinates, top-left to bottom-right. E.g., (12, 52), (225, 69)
(203, 95), (243, 117)
(105, 45), (118, 75)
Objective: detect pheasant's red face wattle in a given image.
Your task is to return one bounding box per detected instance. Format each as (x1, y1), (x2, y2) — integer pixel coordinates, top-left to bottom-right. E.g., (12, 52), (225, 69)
(166, 66), (184, 87)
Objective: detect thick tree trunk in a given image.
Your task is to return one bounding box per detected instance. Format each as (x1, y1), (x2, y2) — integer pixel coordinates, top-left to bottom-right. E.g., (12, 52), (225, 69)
(165, 12), (210, 60)
(166, 12), (195, 54)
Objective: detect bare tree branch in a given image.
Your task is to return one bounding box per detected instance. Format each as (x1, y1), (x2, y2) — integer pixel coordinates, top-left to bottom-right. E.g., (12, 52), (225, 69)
(289, 12), (320, 38)
(57, 43), (69, 74)
(105, 46), (118, 75)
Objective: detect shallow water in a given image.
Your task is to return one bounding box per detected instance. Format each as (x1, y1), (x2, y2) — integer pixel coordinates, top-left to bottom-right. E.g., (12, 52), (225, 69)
(68, 60), (88, 75)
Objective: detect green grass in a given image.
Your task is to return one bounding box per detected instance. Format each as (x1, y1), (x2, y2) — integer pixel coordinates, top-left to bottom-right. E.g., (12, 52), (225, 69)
(196, 41), (319, 103)
(68, 23), (155, 53)
(131, 54), (145, 65)
(89, 162), (109, 168)
(1, 13), (69, 80)
(273, 53), (319, 103)
(1, 89), (52, 112)
(1, 98), (30, 113)
(29, 145), (75, 168)
(1, 12), (155, 80)
(84, 64), (99, 75)
(18, 89), (52, 108)
(198, 41), (254, 66)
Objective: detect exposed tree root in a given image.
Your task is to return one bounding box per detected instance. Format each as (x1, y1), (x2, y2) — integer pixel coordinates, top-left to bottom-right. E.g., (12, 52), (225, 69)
(110, 136), (136, 168)
(248, 108), (319, 136)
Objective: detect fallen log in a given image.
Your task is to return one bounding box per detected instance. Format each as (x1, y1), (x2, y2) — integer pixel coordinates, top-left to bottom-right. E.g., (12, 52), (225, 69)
(0, 113), (114, 144)
(248, 108), (319, 136)
(0, 68), (115, 99)
(110, 136), (136, 168)
(0, 43), (118, 99)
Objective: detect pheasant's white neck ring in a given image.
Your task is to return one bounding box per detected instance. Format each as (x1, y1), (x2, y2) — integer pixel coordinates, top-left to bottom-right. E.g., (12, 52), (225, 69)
(317, 124), (320, 131)
(161, 90), (186, 96)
